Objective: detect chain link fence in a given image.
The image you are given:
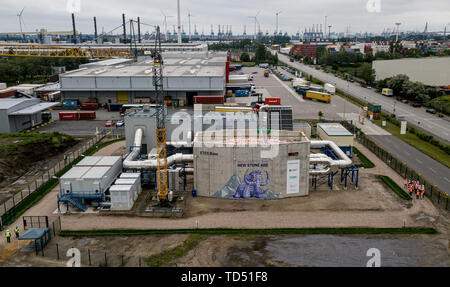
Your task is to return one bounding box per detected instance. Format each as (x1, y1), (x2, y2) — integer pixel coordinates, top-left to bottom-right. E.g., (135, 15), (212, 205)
(341, 120), (449, 212)
(0, 130), (115, 229)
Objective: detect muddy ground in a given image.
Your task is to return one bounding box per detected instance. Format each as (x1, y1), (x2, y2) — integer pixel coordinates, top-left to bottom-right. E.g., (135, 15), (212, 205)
(2, 233), (449, 267)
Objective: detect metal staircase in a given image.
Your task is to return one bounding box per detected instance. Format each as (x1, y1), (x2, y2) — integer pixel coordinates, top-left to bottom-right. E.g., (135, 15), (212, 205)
(57, 194), (87, 212)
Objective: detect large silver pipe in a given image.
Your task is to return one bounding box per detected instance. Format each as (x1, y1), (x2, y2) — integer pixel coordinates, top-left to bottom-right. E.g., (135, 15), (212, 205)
(123, 127), (193, 170)
(310, 140), (352, 167)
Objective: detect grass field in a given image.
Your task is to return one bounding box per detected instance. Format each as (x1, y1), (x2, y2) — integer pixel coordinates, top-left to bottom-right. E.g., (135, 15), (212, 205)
(377, 175), (412, 200)
(353, 147), (375, 168)
(59, 227), (437, 237)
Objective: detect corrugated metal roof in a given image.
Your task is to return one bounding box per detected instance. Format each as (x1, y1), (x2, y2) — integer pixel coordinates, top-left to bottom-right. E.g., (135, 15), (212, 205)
(9, 102), (59, 115)
(318, 123), (353, 136)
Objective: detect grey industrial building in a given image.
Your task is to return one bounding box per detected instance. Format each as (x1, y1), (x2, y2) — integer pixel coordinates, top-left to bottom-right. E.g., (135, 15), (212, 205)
(59, 51), (228, 105)
(373, 57), (450, 87)
(0, 98), (58, 133)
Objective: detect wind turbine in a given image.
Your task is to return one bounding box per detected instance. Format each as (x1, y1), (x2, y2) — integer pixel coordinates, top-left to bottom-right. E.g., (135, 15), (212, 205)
(17, 7), (25, 38)
(160, 10), (174, 41)
(275, 11), (282, 35)
(248, 10), (261, 40)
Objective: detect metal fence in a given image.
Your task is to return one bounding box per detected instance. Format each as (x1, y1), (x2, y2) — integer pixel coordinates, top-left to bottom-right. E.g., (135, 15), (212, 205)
(341, 120), (449, 212)
(38, 243), (147, 267)
(0, 130), (113, 228)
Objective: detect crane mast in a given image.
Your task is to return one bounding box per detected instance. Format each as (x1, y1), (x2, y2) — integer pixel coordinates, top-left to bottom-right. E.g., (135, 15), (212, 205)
(151, 26), (169, 206)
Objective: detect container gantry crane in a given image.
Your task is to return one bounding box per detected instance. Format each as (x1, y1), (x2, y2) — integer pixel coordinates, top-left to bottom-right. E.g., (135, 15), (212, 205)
(151, 26), (170, 207)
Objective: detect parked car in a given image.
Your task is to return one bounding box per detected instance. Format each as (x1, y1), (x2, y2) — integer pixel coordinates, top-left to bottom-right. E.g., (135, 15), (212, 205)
(401, 99), (408, 104)
(411, 102), (422, 108)
(426, 109), (436, 114)
(116, 120), (125, 127)
(105, 120), (115, 127)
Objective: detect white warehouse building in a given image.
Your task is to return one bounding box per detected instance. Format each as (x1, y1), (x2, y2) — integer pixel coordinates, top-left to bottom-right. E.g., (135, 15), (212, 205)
(59, 51), (228, 105)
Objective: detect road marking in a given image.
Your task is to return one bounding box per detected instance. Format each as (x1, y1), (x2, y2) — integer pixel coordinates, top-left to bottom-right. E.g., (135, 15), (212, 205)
(429, 167), (436, 173)
(415, 159), (423, 164)
(444, 177), (450, 183)
(272, 74), (305, 102)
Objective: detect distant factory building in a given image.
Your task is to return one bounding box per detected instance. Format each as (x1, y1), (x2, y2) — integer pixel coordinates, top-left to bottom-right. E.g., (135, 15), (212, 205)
(0, 97), (58, 133)
(373, 57), (450, 87)
(290, 44), (319, 58)
(59, 51), (228, 105)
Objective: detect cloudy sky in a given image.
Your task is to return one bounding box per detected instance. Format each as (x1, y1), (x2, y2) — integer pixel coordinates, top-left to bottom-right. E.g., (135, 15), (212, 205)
(0, 0), (449, 35)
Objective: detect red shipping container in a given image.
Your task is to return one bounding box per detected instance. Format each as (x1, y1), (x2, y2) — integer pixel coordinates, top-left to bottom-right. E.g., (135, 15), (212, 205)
(81, 103), (99, 110)
(0, 89), (16, 98)
(59, 111), (79, 120)
(194, 96), (224, 105)
(78, 111), (96, 120)
(265, 97), (281, 105)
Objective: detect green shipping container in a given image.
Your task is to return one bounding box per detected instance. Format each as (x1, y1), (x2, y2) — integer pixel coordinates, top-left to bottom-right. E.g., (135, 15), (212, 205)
(368, 103), (381, 113)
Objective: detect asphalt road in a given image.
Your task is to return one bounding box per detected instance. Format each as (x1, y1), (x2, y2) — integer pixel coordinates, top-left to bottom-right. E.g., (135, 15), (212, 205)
(275, 52), (450, 144)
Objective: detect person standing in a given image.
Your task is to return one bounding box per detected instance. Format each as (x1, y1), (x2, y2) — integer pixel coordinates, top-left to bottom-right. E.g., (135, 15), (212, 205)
(5, 229), (11, 243)
(14, 226), (20, 238)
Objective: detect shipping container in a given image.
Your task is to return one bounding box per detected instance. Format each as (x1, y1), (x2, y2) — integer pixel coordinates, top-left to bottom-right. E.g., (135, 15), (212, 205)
(0, 88), (16, 98)
(265, 97), (281, 105)
(87, 97), (99, 103)
(194, 95), (224, 105)
(62, 99), (79, 108)
(214, 106), (253, 113)
(304, 91), (331, 103)
(235, 90), (250, 97)
(78, 111), (96, 120)
(81, 102), (99, 110)
(108, 103), (123, 112)
(59, 111), (79, 120)
(368, 103), (381, 113)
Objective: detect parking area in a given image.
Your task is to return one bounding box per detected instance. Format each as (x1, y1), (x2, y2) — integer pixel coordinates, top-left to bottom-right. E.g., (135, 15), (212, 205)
(35, 109), (125, 136)
(235, 66), (361, 121)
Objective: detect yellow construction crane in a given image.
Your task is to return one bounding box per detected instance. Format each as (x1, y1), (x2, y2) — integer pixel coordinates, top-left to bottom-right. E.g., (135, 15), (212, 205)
(0, 44), (134, 58)
(151, 26), (170, 207)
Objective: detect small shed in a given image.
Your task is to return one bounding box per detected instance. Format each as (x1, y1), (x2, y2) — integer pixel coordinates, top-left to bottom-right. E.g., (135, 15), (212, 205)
(19, 228), (52, 254)
(317, 123), (354, 157)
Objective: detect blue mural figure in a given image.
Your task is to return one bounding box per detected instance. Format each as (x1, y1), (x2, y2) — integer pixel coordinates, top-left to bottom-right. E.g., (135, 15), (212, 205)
(233, 169), (270, 199)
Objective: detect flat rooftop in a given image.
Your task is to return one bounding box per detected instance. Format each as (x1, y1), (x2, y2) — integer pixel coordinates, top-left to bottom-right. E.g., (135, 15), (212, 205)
(318, 123), (353, 136)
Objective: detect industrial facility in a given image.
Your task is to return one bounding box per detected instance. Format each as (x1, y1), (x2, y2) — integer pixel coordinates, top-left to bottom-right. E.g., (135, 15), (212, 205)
(373, 57), (450, 87)
(59, 51), (228, 105)
(0, 97), (57, 133)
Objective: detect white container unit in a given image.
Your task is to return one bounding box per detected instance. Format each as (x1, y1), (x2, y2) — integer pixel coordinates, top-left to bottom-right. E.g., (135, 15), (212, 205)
(114, 178), (140, 201)
(324, 83), (336, 94)
(59, 156), (123, 197)
(109, 185), (134, 210)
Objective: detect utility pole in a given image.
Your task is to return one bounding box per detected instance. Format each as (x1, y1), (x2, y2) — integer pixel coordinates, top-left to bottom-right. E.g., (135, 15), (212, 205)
(137, 17), (141, 43)
(122, 13), (127, 43)
(71, 13), (77, 44)
(177, 0), (182, 44)
(395, 22), (401, 42)
(324, 15), (327, 40)
(93, 17), (98, 43)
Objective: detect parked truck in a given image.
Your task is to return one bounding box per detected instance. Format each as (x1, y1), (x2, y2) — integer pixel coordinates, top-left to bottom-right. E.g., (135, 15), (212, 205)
(304, 91), (332, 103)
(382, 88), (393, 97)
(264, 70), (269, 77)
(324, 83), (336, 94)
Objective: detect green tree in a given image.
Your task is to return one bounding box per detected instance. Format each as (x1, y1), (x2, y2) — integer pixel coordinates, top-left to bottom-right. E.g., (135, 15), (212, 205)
(240, 52), (251, 62)
(387, 74), (409, 97)
(359, 63), (375, 84)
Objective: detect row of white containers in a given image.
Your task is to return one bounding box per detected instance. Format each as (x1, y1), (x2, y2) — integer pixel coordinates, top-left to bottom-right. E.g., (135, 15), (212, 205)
(109, 173), (142, 210)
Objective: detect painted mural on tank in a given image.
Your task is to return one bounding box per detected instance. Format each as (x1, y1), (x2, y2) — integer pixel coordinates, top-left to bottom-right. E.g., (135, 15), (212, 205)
(213, 164), (281, 199)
